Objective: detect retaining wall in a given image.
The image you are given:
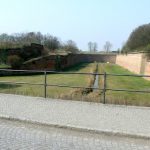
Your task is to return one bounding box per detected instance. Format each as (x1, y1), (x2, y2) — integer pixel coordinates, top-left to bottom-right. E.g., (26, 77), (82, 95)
(116, 53), (150, 80)
(116, 54), (144, 74)
(66, 54), (116, 67)
(144, 61), (150, 75)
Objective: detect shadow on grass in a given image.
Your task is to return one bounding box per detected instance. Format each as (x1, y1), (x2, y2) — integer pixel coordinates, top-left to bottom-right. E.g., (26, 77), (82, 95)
(0, 63), (91, 78)
(63, 63), (90, 72)
(0, 83), (21, 89)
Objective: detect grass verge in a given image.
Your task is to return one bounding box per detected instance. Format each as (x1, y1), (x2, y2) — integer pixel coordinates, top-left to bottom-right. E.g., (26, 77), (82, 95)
(99, 63), (150, 106)
(0, 63), (97, 101)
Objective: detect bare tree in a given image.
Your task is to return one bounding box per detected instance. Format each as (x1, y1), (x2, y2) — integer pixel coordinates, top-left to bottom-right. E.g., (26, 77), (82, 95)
(104, 41), (112, 53)
(43, 34), (61, 51)
(88, 42), (98, 53)
(93, 42), (98, 52)
(62, 40), (79, 53)
(88, 42), (93, 52)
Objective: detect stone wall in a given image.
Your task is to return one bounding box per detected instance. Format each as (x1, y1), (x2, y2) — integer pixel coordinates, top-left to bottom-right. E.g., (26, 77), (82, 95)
(116, 53), (150, 80)
(116, 53), (143, 74)
(66, 54), (116, 67)
(21, 54), (117, 70)
(144, 61), (150, 75)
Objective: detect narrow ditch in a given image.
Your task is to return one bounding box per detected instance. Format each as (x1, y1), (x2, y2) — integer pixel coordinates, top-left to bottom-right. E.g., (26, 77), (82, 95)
(93, 63), (99, 92)
(82, 63), (99, 95)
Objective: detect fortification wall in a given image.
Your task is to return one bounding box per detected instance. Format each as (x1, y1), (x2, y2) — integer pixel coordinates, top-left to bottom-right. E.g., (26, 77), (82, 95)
(116, 53), (143, 74)
(66, 54), (116, 67)
(144, 61), (150, 75)
(116, 53), (150, 80)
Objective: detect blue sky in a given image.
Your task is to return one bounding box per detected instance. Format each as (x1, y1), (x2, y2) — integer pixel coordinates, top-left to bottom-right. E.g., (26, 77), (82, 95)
(0, 0), (150, 51)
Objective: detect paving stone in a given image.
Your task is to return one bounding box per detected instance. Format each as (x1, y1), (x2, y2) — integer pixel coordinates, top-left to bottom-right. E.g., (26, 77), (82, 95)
(0, 94), (150, 138)
(0, 119), (146, 150)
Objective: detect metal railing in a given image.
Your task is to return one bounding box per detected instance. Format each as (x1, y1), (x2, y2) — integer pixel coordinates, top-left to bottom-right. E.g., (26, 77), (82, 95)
(0, 69), (150, 104)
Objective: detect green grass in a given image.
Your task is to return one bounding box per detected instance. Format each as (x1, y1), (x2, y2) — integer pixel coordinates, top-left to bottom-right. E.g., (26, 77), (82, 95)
(0, 63), (96, 100)
(99, 63), (150, 106)
(2, 62), (149, 106)
(0, 64), (10, 69)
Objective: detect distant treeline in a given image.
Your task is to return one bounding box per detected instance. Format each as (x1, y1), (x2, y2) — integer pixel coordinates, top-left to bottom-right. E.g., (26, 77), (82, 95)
(0, 32), (79, 53)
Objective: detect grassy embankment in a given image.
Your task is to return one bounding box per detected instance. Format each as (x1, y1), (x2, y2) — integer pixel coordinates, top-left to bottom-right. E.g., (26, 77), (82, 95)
(99, 63), (150, 106)
(0, 63), (97, 101)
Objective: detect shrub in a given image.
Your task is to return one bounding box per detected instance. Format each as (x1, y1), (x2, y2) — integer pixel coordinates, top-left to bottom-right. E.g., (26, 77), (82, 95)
(7, 55), (23, 69)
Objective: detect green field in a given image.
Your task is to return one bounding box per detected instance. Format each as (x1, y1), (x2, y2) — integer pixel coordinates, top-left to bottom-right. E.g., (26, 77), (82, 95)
(99, 63), (150, 106)
(1, 62), (150, 106)
(0, 63), (96, 100)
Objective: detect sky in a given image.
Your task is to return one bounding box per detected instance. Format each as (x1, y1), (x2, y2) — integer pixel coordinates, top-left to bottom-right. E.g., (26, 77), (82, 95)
(0, 0), (150, 51)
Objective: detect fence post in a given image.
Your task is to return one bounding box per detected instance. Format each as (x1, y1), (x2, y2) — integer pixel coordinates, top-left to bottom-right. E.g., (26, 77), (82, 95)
(103, 72), (107, 104)
(44, 71), (47, 98)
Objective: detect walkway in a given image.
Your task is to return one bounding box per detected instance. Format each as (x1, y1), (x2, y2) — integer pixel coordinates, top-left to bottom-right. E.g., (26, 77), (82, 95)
(0, 118), (149, 150)
(0, 93), (150, 139)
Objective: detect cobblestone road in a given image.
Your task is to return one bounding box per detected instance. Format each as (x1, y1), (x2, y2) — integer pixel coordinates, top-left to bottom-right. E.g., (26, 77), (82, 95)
(0, 119), (149, 150)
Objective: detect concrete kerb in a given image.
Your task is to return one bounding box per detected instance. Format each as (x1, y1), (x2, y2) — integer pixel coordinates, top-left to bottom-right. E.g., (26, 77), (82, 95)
(0, 113), (150, 140)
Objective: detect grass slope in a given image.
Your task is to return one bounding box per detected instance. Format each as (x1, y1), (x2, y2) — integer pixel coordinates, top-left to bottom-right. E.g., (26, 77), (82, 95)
(99, 63), (150, 106)
(0, 63), (96, 100)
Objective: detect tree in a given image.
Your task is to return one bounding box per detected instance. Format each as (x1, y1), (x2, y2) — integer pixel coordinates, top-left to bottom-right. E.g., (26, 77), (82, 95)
(7, 55), (23, 69)
(125, 23), (150, 51)
(43, 35), (60, 51)
(0, 32), (79, 54)
(0, 32), (60, 50)
(88, 42), (93, 52)
(104, 41), (112, 53)
(62, 40), (79, 53)
(88, 42), (98, 53)
(0, 49), (8, 63)
(93, 42), (98, 52)
(121, 43), (129, 54)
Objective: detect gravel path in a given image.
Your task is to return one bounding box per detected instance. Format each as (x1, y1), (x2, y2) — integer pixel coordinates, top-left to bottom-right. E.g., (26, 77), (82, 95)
(0, 93), (150, 138)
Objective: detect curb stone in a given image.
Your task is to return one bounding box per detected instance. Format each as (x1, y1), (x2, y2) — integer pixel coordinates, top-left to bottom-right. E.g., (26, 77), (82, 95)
(0, 115), (150, 140)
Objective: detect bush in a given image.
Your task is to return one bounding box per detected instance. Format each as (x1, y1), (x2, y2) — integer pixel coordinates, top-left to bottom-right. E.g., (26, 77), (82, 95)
(7, 55), (23, 69)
